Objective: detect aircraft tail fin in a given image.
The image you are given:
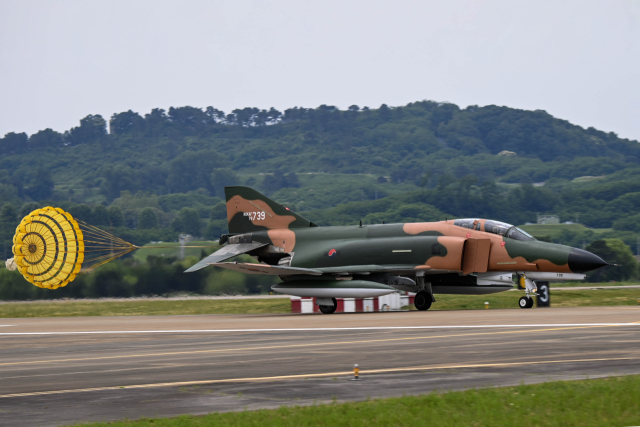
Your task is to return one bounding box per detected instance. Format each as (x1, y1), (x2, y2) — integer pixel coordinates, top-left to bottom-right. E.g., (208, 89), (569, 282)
(224, 186), (317, 234)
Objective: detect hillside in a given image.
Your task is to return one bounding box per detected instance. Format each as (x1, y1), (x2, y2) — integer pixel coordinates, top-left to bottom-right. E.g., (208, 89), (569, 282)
(1, 101), (640, 255)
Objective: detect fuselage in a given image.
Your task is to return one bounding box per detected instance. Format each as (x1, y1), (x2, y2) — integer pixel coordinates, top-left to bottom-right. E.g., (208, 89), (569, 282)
(246, 219), (601, 277)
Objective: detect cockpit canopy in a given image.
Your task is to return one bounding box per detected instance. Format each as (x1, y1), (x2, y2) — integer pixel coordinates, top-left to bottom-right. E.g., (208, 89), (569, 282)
(453, 218), (536, 241)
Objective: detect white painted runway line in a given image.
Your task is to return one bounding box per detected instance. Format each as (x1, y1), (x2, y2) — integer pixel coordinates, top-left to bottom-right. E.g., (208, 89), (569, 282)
(1, 323), (639, 335)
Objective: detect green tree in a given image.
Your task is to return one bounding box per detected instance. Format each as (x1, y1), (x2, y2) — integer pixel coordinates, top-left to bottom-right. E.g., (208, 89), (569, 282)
(99, 165), (140, 202)
(203, 270), (247, 295)
(92, 205), (109, 226)
(0, 204), (17, 258)
(586, 239), (638, 282)
(84, 264), (130, 298)
(109, 110), (145, 135)
(210, 168), (239, 197)
(172, 208), (201, 236)
(19, 202), (40, 219)
(0, 184), (18, 203)
(68, 204), (92, 223)
(28, 128), (63, 149)
(210, 202), (227, 221)
(378, 104), (391, 121)
(0, 204), (17, 226)
(612, 213), (640, 232)
(262, 170), (301, 194)
(107, 206), (124, 227)
(65, 114), (107, 145)
(0, 132), (28, 155)
(167, 150), (223, 194)
(204, 220), (227, 240)
(26, 168), (54, 201)
(138, 207), (159, 229)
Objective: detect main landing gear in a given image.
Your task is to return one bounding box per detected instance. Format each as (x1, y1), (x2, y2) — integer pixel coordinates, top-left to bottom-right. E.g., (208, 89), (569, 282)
(414, 291), (433, 311)
(519, 296), (534, 309)
(318, 298), (337, 314)
(414, 274), (435, 311)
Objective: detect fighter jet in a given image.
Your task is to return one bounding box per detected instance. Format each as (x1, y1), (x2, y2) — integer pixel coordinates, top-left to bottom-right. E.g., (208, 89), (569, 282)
(186, 187), (608, 313)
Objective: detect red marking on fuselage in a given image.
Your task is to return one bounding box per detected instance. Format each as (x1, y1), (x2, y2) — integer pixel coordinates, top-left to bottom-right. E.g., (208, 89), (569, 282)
(328, 249), (337, 257)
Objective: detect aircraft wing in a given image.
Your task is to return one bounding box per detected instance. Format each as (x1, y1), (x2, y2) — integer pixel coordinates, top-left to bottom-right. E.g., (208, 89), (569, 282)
(184, 242), (269, 272)
(208, 262), (323, 276)
(203, 262), (440, 276)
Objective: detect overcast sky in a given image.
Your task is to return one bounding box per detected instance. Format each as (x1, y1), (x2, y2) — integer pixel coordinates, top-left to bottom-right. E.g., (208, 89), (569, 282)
(1, 0), (639, 140)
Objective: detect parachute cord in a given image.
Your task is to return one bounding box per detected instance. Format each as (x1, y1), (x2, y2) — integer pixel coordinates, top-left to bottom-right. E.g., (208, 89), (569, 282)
(79, 227), (132, 247)
(137, 245), (222, 249)
(76, 220), (133, 245)
(81, 247), (138, 272)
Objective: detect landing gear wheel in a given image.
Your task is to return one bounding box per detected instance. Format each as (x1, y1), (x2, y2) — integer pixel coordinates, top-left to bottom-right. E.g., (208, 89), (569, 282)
(519, 296), (528, 308)
(319, 298), (337, 314)
(519, 296), (533, 309)
(414, 291), (433, 311)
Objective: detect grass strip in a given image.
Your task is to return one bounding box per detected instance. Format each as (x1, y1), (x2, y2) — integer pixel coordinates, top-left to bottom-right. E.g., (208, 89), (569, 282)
(550, 280), (640, 288)
(428, 287), (640, 311)
(70, 375), (640, 426)
(0, 299), (291, 318)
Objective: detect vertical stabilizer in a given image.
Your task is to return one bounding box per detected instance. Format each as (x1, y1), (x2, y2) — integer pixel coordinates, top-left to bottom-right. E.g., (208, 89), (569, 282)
(224, 186), (317, 234)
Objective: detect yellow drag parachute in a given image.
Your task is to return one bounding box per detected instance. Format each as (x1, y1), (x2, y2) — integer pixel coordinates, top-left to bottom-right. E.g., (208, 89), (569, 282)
(11, 207), (137, 289)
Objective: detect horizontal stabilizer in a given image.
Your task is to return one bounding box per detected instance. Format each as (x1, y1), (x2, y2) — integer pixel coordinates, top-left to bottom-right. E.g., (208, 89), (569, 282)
(208, 262), (323, 276)
(184, 242), (268, 273)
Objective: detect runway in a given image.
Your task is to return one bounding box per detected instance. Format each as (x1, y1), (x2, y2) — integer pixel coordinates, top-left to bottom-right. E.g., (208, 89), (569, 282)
(1, 307), (639, 426)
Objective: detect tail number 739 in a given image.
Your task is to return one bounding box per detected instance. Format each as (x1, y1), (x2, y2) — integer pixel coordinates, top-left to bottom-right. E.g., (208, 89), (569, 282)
(244, 211), (266, 221)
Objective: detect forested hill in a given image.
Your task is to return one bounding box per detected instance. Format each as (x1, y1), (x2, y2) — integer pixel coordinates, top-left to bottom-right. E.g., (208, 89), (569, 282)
(2, 101), (640, 296)
(1, 101), (640, 253)
(1, 101), (639, 197)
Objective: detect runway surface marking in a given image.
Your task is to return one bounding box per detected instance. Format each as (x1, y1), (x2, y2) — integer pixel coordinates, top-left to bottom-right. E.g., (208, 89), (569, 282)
(1, 323), (635, 367)
(1, 322), (639, 336)
(0, 356), (634, 399)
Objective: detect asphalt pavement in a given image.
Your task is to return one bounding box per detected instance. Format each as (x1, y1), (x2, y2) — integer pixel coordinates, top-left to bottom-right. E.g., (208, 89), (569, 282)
(0, 306), (639, 426)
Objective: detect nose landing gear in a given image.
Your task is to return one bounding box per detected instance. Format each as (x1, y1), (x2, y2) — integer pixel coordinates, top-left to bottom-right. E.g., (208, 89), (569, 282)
(518, 274), (536, 309)
(519, 296), (534, 309)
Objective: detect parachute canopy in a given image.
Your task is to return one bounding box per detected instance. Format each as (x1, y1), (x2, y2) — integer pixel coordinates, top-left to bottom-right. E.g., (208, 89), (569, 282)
(12, 207), (137, 289)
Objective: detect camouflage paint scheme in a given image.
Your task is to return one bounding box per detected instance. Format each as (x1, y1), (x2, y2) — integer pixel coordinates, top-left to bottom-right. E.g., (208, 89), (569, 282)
(187, 187), (607, 300)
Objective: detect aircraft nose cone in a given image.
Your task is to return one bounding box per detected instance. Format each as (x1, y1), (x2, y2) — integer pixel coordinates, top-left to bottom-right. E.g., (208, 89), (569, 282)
(568, 248), (608, 273)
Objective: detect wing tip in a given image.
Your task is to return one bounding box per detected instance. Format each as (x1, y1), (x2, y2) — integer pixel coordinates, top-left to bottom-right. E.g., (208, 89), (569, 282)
(184, 263), (206, 273)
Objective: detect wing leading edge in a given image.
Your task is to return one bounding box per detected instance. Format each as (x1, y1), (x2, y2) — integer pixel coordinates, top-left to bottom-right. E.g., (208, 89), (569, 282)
(208, 262), (323, 276)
